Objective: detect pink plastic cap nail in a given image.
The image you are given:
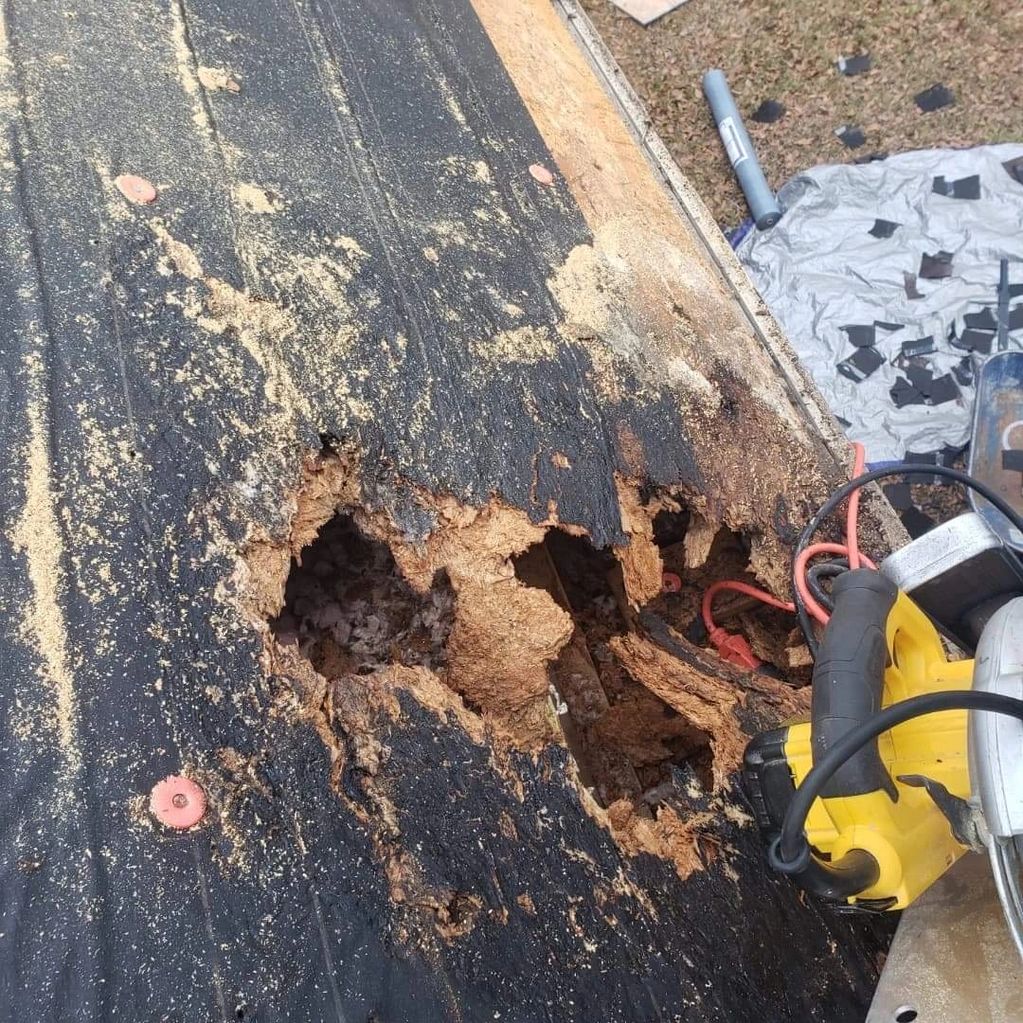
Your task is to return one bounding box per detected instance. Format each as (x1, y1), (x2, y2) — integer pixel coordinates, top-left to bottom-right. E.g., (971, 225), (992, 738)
(115, 174), (158, 205)
(529, 163), (555, 186)
(149, 775), (206, 829)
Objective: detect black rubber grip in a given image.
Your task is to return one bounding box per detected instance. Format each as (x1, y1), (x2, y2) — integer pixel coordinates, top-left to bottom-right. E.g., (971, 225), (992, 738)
(811, 570), (898, 799)
(742, 727), (792, 834)
(768, 840), (881, 901)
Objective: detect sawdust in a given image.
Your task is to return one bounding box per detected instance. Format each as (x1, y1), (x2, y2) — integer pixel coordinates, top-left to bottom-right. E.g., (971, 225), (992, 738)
(10, 390), (79, 771)
(152, 213), (372, 448)
(426, 219), (471, 254)
(167, 0), (209, 130)
(471, 325), (557, 365)
(152, 221), (202, 278)
(335, 236), (368, 260)
(439, 154), (493, 185)
(547, 217), (725, 413)
(235, 182), (279, 214)
(179, 754), (268, 875)
(197, 65), (240, 93)
(150, 222), (313, 424)
(281, 251), (361, 314)
(434, 73), (469, 130)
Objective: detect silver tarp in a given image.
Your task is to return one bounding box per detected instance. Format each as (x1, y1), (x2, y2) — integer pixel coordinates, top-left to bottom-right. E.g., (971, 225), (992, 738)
(738, 144), (1023, 460)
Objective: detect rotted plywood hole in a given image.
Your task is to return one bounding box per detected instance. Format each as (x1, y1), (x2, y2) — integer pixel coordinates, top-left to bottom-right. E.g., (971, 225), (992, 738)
(427, 889), (484, 941)
(652, 506), (690, 549)
(511, 529), (715, 809)
(270, 513), (455, 678)
(650, 518), (807, 672)
(248, 453), (805, 889)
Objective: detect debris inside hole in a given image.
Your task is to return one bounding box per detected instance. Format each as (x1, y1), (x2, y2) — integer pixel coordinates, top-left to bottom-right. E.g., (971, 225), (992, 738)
(649, 521), (810, 676)
(512, 529), (715, 809)
(652, 506), (690, 548)
(270, 513), (455, 677)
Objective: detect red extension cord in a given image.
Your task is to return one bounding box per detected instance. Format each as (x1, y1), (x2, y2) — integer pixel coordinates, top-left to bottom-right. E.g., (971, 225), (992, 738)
(699, 442), (871, 670)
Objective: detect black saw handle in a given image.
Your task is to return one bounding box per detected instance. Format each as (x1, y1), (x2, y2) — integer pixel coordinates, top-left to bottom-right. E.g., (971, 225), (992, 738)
(811, 569), (898, 800)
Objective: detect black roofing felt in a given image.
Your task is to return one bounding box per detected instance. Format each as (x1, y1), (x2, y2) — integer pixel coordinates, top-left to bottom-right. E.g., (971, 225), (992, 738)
(0, 2), (890, 1020)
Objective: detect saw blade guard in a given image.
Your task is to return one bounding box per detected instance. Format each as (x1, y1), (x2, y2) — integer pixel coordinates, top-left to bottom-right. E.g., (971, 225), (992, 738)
(970, 596), (1023, 959)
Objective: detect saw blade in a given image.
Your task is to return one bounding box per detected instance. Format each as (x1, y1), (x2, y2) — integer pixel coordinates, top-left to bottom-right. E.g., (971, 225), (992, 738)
(989, 836), (1023, 960)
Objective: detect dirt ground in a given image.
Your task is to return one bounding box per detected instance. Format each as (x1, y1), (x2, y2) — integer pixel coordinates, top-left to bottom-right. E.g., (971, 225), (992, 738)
(581, 0), (1023, 228)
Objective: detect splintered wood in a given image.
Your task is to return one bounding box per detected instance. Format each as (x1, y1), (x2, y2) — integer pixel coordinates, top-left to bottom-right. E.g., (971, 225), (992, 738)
(244, 449), (809, 886)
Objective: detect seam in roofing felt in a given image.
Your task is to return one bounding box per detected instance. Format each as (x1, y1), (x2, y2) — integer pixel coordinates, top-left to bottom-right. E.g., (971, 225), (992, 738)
(295, 0), (476, 458)
(311, 888), (351, 1023)
(191, 843), (232, 1023)
(551, 0), (851, 474)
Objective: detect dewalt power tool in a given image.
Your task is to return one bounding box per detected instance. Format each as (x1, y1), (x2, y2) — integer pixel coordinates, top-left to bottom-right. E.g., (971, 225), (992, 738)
(743, 504), (1023, 959)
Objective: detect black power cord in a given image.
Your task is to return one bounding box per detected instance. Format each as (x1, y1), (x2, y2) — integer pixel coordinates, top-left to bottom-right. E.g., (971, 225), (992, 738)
(805, 558), (848, 614)
(769, 691), (1023, 873)
(792, 465), (1023, 657)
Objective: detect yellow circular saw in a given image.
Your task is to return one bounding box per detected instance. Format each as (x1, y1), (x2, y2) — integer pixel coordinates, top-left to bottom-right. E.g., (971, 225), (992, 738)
(744, 511), (1023, 960)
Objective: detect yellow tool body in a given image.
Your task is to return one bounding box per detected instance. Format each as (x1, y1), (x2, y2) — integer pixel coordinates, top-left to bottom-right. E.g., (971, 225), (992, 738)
(743, 511), (1023, 955)
(784, 592), (972, 908)
(742, 570), (982, 912)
